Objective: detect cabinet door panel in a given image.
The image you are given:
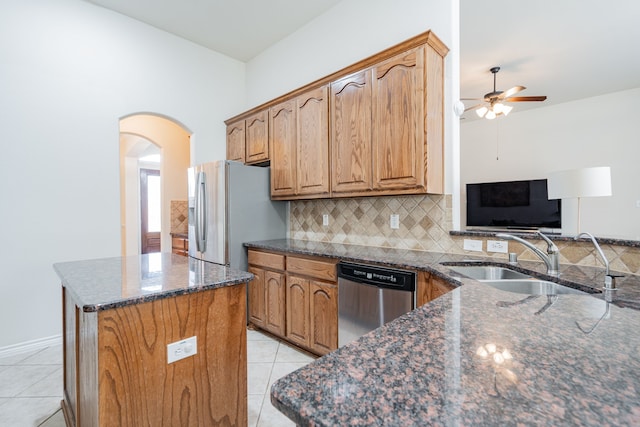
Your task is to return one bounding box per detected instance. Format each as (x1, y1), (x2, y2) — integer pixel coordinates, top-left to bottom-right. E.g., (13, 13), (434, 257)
(297, 86), (329, 196)
(269, 101), (297, 196)
(286, 276), (310, 348)
(372, 47), (425, 190)
(330, 70), (372, 193)
(226, 121), (245, 162)
(309, 281), (337, 355)
(245, 110), (269, 164)
(247, 266), (266, 328)
(264, 271), (285, 336)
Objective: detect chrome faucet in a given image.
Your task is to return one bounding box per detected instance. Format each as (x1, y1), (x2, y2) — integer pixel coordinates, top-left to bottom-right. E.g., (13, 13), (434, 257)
(575, 232), (617, 290)
(496, 232), (560, 275)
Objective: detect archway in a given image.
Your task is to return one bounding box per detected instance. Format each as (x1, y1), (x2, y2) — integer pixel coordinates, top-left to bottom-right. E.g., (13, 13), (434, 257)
(119, 113), (191, 256)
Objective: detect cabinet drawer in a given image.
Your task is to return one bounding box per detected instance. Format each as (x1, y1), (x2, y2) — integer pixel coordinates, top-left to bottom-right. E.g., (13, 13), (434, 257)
(286, 256), (337, 282)
(172, 237), (187, 249)
(248, 250), (285, 271)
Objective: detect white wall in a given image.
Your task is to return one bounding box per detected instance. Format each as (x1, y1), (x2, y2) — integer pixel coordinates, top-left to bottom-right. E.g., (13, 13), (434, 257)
(0, 0), (245, 348)
(460, 88), (640, 239)
(244, 0), (460, 194)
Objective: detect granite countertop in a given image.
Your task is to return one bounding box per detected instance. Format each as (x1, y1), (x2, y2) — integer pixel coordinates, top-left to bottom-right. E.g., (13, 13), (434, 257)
(54, 253), (253, 312)
(244, 239), (640, 426)
(244, 239), (640, 309)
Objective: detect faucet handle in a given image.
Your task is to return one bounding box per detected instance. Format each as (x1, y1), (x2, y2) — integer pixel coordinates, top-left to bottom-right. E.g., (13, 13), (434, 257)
(537, 231), (558, 253)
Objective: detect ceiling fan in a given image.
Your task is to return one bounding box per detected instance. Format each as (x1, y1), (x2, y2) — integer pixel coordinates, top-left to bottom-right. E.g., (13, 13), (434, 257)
(462, 66), (547, 119)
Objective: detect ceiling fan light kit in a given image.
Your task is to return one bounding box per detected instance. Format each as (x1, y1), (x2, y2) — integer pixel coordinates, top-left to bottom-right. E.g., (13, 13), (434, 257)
(464, 66), (547, 120)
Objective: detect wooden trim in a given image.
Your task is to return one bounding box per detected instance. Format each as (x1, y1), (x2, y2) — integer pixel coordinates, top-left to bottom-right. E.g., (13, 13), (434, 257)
(248, 249), (285, 270)
(224, 30), (448, 125)
(286, 255), (338, 282)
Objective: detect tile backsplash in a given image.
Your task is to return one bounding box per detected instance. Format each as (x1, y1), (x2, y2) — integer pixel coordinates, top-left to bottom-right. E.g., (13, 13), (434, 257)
(289, 194), (640, 275)
(170, 200), (188, 234)
(290, 194), (458, 252)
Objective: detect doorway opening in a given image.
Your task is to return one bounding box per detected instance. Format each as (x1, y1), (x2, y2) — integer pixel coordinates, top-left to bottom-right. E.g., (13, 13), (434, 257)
(140, 167), (161, 253)
(119, 113), (191, 256)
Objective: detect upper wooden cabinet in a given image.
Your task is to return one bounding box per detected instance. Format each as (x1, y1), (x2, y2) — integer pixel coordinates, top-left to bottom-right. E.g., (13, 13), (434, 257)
(270, 99), (297, 197)
(296, 86), (330, 197)
(226, 110), (269, 165)
(331, 44), (444, 197)
(245, 110), (269, 164)
(225, 30), (448, 198)
(372, 47), (425, 191)
(270, 86), (330, 200)
(226, 121), (245, 163)
(330, 69), (373, 194)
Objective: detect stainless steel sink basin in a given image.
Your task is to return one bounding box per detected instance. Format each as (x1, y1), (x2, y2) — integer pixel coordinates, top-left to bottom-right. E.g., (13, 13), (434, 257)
(446, 265), (531, 280)
(482, 279), (586, 295)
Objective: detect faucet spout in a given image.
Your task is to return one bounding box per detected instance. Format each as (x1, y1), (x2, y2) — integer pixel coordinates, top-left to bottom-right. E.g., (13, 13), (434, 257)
(496, 232), (560, 275)
(575, 232), (616, 290)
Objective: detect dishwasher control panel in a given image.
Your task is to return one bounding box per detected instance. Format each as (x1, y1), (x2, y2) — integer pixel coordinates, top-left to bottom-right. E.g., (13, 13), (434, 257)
(337, 263), (415, 291)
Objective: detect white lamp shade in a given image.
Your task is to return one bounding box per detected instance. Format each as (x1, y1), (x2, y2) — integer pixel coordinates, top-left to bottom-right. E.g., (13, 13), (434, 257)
(547, 166), (612, 199)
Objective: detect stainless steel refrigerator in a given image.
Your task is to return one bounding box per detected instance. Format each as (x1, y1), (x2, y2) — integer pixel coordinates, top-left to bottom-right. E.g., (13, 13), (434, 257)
(188, 160), (287, 270)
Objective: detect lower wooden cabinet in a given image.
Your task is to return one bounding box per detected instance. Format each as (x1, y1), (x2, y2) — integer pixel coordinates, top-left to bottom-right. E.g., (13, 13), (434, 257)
(62, 284), (247, 427)
(264, 270), (286, 336)
(248, 249), (337, 356)
(416, 271), (456, 306)
(247, 252), (285, 337)
(309, 281), (338, 355)
(247, 266), (266, 328)
(285, 275), (337, 355)
(170, 235), (188, 256)
(286, 275), (311, 348)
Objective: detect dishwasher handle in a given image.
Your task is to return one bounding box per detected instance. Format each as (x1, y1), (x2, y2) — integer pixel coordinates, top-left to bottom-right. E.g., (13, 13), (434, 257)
(337, 262), (415, 292)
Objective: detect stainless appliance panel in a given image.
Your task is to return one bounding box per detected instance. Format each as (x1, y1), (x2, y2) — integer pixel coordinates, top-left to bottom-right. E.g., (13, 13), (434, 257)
(188, 160), (287, 271)
(338, 263), (415, 347)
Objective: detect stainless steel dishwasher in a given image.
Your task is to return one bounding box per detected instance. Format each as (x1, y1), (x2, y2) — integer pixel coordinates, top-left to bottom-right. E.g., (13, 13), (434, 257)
(338, 262), (415, 347)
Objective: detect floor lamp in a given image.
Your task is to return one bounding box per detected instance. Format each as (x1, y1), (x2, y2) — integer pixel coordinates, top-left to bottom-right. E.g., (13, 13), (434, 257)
(547, 166), (612, 234)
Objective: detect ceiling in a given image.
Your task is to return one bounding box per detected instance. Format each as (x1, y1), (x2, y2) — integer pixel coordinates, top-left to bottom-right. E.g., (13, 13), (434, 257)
(85, 0), (343, 62)
(85, 0), (640, 118)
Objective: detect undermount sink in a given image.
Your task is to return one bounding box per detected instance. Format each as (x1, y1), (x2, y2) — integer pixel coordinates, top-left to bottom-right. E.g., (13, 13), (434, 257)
(444, 264), (592, 296)
(446, 265), (532, 280)
(482, 279), (587, 295)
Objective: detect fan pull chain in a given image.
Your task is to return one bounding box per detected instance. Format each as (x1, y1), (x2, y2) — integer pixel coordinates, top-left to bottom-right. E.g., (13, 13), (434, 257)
(496, 120), (500, 160)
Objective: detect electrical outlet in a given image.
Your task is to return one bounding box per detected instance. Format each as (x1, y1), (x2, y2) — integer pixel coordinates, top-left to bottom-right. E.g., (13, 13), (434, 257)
(390, 214), (400, 229)
(463, 239), (483, 252)
(322, 214), (329, 226)
(167, 336), (197, 364)
(487, 240), (508, 253)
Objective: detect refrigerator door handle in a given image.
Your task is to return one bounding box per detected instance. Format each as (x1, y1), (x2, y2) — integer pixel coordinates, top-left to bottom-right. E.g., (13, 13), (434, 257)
(195, 171), (207, 253)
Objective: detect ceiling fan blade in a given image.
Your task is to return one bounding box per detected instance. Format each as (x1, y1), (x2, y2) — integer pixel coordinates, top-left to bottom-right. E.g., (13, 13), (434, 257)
(505, 96), (547, 102)
(500, 85), (526, 99)
(463, 103), (485, 112)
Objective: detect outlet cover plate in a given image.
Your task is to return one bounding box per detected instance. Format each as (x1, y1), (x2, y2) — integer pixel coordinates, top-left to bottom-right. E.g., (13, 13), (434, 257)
(463, 239), (483, 252)
(167, 336), (197, 364)
(322, 214), (329, 226)
(487, 240), (508, 253)
(390, 214), (400, 229)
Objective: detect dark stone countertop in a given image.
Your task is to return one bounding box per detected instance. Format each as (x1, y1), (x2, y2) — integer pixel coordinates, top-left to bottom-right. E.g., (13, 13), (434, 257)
(244, 239), (640, 426)
(245, 239), (640, 309)
(450, 229), (640, 248)
(54, 253), (253, 312)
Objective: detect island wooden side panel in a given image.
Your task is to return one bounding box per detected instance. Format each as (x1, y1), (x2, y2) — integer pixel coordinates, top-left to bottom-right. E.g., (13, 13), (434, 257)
(96, 284), (247, 427)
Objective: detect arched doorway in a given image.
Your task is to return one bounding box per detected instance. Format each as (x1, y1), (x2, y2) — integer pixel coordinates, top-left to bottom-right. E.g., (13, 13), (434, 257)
(119, 113), (191, 256)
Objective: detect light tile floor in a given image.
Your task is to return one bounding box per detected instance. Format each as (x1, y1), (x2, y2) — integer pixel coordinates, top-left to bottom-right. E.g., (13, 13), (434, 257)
(0, 329), (313, 427)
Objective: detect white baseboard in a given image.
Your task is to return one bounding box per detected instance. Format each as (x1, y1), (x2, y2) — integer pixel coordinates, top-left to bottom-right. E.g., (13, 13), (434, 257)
(0, 335), (62, 359)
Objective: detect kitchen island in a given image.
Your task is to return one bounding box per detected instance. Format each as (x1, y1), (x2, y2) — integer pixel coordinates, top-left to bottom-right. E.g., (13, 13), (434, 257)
(54, 253), (252, 427)
(245, 239), (640, 426)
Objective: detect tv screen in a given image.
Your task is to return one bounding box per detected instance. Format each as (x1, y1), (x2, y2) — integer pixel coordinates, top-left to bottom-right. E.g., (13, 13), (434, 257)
(466, 179), (561, 229)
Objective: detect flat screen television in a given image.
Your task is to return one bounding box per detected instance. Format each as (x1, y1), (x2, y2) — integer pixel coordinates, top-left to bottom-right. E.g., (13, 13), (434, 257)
(466, 179), (561, 230)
